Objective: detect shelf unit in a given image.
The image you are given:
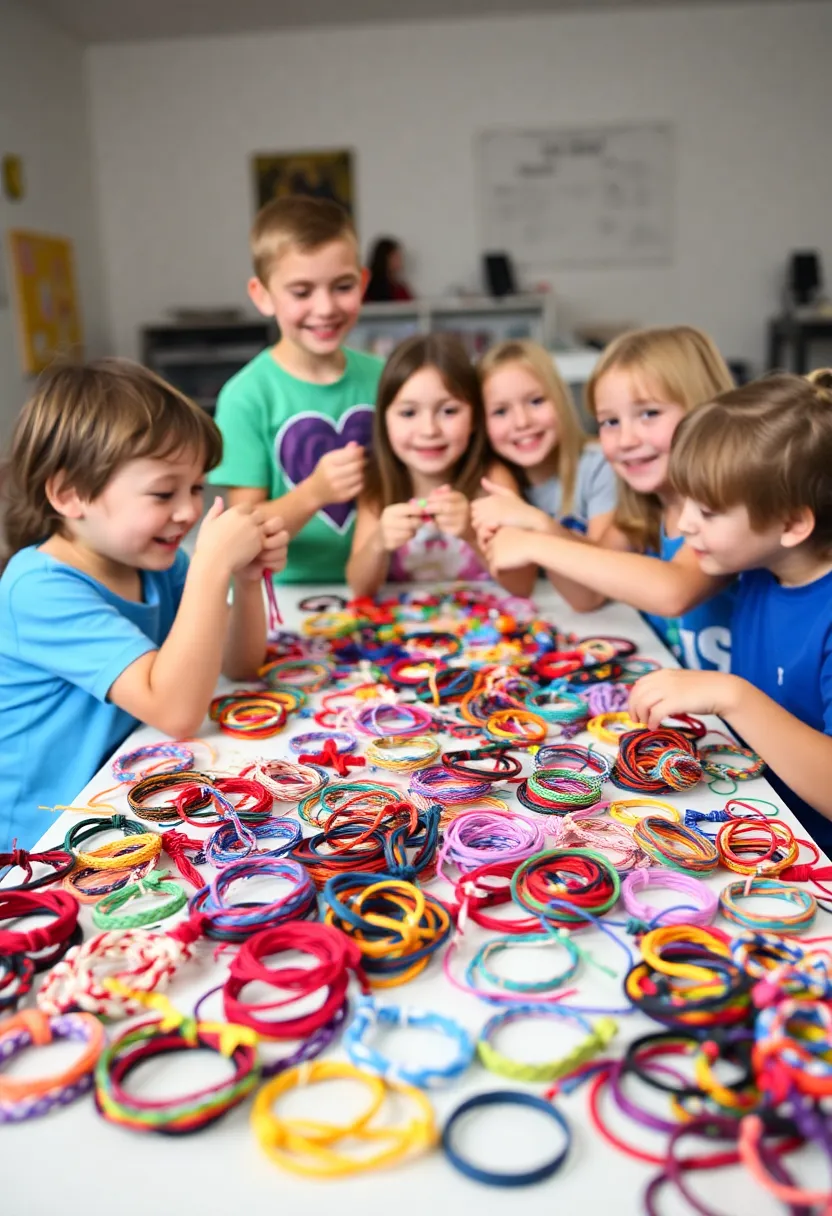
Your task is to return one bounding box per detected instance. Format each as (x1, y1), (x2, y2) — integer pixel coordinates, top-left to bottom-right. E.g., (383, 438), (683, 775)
(349, 294), (556, 358)
(141, 318), (273, 413)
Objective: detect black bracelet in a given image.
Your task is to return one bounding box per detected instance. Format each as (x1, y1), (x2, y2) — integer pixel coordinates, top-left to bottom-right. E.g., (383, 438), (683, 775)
(440, 745), (522, 782)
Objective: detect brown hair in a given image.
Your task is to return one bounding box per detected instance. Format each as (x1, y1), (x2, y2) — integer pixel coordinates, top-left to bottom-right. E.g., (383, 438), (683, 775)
(364, 334), (489, 509)
(670, 372), (832, 553)
(1, 358), (221, 568)
(585, 326), (734, 552)
(479, 339), (587, 513)
(250, 196), (359, 285)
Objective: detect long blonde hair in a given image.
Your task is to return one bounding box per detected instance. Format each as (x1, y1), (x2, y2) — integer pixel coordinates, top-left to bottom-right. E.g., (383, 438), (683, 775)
(479, 340), (586, 514)
(585, 326), (734, 552)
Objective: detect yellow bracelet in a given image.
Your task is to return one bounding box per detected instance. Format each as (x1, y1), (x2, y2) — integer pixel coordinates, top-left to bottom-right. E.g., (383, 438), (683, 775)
(74, 832), (162, 872)
(640, 924), (731, 984)
(365, 735), (440, 772)
(608, 798), (680, 827)
(251, 1060), (437, 1176)
(586, 711), (646, 745)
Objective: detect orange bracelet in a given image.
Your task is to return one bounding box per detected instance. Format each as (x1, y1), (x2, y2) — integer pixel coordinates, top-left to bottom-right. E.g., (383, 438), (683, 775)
(486, 708), (547, 746)
(0, 1009), (105, 1104)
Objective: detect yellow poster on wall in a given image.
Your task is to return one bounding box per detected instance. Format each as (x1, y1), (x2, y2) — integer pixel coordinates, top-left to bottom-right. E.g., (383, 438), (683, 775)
(7, 229), (83, 374)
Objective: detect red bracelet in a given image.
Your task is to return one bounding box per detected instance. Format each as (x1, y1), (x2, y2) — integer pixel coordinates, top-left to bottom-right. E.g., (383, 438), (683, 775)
(0, 890), (81, 970)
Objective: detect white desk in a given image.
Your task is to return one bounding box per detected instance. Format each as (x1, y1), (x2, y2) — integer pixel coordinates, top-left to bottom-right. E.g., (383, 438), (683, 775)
(4, 582), (829, 1216)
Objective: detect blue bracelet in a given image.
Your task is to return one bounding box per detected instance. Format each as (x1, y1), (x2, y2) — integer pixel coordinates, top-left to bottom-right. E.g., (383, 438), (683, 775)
(441, 1090), (572, 1187)
(205, 816), (302, 867)
(345, 997), (474, 1088)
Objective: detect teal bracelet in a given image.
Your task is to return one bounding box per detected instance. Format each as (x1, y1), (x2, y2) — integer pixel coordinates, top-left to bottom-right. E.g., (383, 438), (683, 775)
(470, 931), (582, 995)
(91, 871), (187, 930)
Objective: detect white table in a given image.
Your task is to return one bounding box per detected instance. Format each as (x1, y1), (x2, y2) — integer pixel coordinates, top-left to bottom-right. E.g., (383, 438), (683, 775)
(4, 582), (829, 1216)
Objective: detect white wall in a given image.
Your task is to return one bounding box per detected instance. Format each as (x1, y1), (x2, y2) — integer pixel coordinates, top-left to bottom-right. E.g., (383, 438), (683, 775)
(87, 2), (832, 368)
(0, 0), (108, 442)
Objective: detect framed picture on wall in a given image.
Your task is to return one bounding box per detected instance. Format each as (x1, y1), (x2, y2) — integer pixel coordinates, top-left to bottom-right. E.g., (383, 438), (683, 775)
(6, 228), (83, 374)
(252, 149), (355, 216)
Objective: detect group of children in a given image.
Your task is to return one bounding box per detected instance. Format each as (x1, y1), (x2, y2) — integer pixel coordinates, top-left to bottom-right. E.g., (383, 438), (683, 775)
(1, 193), (831, 858)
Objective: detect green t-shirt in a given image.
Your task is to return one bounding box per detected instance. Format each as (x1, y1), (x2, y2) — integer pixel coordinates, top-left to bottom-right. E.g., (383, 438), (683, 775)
(210, 347), (382, 583)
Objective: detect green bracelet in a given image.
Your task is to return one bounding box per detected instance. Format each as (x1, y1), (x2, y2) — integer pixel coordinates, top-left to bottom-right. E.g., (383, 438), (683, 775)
(477, 1006), (618, 1083)
(91, 871), (186, 930)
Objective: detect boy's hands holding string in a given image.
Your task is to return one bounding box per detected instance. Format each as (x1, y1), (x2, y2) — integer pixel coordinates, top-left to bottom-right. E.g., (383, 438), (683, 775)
(194, 497), (289, 580)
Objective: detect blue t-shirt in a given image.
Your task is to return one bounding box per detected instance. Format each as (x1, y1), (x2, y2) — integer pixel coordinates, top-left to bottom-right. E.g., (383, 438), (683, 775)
(0, 547), (189, 852)
(731, 566), (832, 851)
(643, 529), (736, 672)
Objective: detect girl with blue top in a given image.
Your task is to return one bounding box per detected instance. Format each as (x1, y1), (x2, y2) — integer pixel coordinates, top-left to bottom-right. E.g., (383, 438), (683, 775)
(0, 359), (288, 852)
(471, 339), (617, 611)
(480, 326), (737, 671)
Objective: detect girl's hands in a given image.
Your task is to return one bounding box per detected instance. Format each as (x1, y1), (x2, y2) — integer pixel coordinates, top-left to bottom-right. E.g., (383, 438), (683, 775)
(428, 485), (470, 538)
(472, 477), (550, 545)
(379, 501), (425, 552)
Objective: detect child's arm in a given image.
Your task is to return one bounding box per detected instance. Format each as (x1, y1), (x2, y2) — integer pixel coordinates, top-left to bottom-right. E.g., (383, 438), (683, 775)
(472, 479), (608, 612)
(630, 669), (832, 822)
(487, 524), (727, 616)
(109, 500), (283, 737)
(223, 520), (289, 681)
(346, 496), (424, 598)
(227, 443), (365, 538)
(453, 465), (536, 598)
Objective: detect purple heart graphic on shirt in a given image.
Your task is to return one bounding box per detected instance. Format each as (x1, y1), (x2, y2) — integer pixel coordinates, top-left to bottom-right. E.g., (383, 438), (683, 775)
(275, 406), (374, 532)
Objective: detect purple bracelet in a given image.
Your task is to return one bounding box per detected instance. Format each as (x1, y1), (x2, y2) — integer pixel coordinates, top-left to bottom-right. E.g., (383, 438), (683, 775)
(438, 809), (545, 873)
(581, 682), (630, 715)
(289, 730), (356, 755)
(607, 1056), (691, 1134)
(0, 1013), (102, 1123)
(353, 702), (433, 738)
(622, 868), (718, 926)
(409, 766), (492, 805)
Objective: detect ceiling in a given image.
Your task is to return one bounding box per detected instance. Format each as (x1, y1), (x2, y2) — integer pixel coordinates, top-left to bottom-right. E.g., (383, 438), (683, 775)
(24, 0), (813, 45)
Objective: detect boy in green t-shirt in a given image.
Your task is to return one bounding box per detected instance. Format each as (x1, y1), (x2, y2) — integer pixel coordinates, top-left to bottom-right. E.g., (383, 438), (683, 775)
(211, 197), (382, 583)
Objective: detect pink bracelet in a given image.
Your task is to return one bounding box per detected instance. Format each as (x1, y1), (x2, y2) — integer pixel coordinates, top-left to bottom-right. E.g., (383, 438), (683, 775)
(621, 868), (717, 927)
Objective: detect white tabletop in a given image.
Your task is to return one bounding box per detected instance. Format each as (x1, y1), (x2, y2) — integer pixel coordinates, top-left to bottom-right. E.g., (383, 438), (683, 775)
(4, 581), (829, 1216)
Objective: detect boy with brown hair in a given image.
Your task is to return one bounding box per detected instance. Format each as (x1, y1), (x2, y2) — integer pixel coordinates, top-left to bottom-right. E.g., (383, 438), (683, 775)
(211, 196), (383, 583)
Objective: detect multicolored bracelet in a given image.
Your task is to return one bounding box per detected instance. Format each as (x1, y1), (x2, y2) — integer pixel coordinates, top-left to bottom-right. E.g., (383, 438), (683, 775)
(718, 878), (817, 934)
(0, 1009), (106, 1122)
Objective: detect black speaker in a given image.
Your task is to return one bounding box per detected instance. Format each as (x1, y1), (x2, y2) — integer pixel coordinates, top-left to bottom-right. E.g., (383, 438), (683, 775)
(789, 251), (822, 306)
(484, 252), (516, 298)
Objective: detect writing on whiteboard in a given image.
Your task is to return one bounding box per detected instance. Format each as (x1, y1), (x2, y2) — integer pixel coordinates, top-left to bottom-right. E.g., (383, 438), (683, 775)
(479, 124), (674, 267)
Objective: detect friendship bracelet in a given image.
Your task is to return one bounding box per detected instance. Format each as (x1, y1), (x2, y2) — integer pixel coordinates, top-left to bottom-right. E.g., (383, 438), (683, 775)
(322, 872), (452, 987)
(523, 766), (604, 812)
(0, 890), (81, 971)
(353, 701), (434, 737)
(252, 1060), (437, 1177)
(439, 744), (522, 782)
(205, 815), (302, 867)
(551, 812), (648, 874)
(582, 682), (630, 715)
(345, 997), (474, 1088)
(621, 868), (718, 927)
(631, 815), (719, 874)
(699, 742), (765, 782)
(754, 998), (832, 1099)
(612, 728), (702, 794)
(126, 770), (214, 822)
(0, 845), (76, 892)
(586, 711), (646, 745)
(608, 797), (680, 827)
(534, 743), (613, 779)
(243, 758), (328, 803)
(511, 848), (621, 926)
(64, 814), (156, 865)
(442, 1091), (571, 1188)
(91, 871), (187, 930)
(409, 766), (492, 805)
(467, 930), (582, 998)
(297, 780), (403, 828)
(291, 822), (389, 888)
(62, 844), (158, 903)
(477, 1005), (617, 1083)
(451, 859), (542, 936)
(365, 735), (440, 772)
(716, 818), (798, 877)
(0, 1009), (106, 1122)
(222, 922), (366, 1041)
(95, 994), (261, 1134)
(438, 809), (545, 875)
(260, 658), (333, 693)
(189, 857), (317, 943)
(289, 729), (357, 756)
(719, 878), (817, 934)
(111, 742), (195, 783)
(210, 691), (288, 738)
(485, 708), (548, 746)
(525, 685), (588, 726)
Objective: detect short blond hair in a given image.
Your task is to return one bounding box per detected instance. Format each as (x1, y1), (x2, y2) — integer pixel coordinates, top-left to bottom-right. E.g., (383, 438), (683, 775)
(250, 196), (358, 285)
(479, 339), (587, 514)
(2, 359), (221, 567)
(585, 326), (734, 552)
(670, 372), (832, 552)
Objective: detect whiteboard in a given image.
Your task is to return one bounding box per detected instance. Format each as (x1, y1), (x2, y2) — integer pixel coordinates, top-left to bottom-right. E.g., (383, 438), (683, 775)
(478, 123), (674, 267)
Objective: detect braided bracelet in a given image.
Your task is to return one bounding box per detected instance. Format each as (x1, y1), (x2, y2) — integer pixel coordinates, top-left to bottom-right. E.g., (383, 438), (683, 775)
(243, 758), (328, 803)
(612, 728), (702, 794)
(466, 930), (582, 998)
(0, 845), (75, 892)
(345, 997), (474, 1088)
(210, 691), (288, 738)
(289, 729), (357, 755)
(91, 871), (187, 931)
(251, 1060), (436, 1177)
(409, 766), (492, 805)
(63, 844), (158, 904)
(95, 994), (261, 1134)
(365, 735), (440, 772)
(632, 816), (719, 874)
(189, 857), (317, 942)
(64, 814), (161, 870)
(477, 1005), (617, 1083)
(0, 1009), (106, 1122)
(442, 1091), (571, 1188)
(521, 766), (604, 813)
(205, 815), (302, 867)
(719, 878), (817, 934)
(700, 742), (765, 782)
(439, 744), (521, 782)
(621, 868), (718, 927)
(111, 741), (194, 783)
(534, 743), (613, 779)
(0, 890), (81, 971)
(126, 770), (214, 822)
(525, 685), (588, 726)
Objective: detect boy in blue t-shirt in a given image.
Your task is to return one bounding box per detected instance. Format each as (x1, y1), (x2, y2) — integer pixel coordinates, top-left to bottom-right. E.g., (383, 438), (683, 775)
(0, 360), (288, 852)
(629, 371), (832, 853)
(210, 196), (382, 583)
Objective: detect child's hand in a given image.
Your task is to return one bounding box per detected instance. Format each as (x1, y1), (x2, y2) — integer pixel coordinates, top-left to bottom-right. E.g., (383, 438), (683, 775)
(472, 479), (551, 535)
(429, 485), (470, 539)
(379, 501), (425, 552)
(194, 497), (268, 575)
(629, 669), (742, 729)
(310, 442), (365, 506)
(487, 525), (535, 572)
(235, 516), (290, 582)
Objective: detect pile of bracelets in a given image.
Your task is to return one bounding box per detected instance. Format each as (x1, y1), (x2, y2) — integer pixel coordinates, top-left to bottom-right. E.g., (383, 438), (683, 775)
(111, 741), (195, 783)
(621, 868), (718, 927)
(209, 691), (289, 738)
(189, 857), (317, 943)
(612, 728), (703, 794)
(438, 808), (545, 874)
(511, 848), (621, 927)
(365, 734), (440, 772)
(241, 757), (328, 803)
(517, 765), (604, 814)
(440, 744), (522, 782)
(205, 815), (302, 867)
(716, 817), (799, 877)
(408, 765), (493, 805)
